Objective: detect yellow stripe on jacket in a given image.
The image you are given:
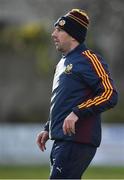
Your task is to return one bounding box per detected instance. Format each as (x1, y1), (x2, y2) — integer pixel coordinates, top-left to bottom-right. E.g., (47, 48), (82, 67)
(78, 50), (113, 109)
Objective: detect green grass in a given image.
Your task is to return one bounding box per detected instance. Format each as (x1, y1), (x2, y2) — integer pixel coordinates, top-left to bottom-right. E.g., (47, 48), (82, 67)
(0, 165), (124, 179)
(83, 166), (124, 179)
(0, 165), (49, 179)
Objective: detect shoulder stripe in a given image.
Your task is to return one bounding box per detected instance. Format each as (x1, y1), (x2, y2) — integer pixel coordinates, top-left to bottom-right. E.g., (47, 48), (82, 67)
(78, 50), (113, 109)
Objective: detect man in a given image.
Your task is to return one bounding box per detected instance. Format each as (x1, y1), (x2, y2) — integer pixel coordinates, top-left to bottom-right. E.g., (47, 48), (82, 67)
(36, 9), (118, 179)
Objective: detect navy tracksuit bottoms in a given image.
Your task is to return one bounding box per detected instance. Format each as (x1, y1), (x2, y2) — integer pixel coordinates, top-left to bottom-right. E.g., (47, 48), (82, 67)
(50, 140), (97, 179)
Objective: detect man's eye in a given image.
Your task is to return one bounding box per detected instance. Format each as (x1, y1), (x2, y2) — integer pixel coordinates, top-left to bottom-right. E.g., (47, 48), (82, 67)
(56, 27), (63, 32)
(57, 29), (61, 32)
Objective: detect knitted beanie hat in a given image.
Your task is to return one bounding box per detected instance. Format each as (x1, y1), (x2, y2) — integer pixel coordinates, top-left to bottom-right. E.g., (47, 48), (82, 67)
(54, 9), (90, 43)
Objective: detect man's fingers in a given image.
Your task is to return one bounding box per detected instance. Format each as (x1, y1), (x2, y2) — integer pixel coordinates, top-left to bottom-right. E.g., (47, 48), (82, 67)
(70, 127), (75, 134)
(38, 143), (46, 152)
(36, 131), (49, 151)
(63, 121), (67, 135)
(63, 121), (70, 135)
(63, 120), (75, 135)
(36, 133), (43, 143)
(37, 139), (46, 152)
(71, 121), (75, 134)
(63, 112), (78, 135)
(40, 144), (46, 152)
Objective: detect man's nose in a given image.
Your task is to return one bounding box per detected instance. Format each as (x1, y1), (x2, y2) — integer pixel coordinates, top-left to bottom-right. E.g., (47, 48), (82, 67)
(51, 29), (57, 37)
(51, 32), (54, 37)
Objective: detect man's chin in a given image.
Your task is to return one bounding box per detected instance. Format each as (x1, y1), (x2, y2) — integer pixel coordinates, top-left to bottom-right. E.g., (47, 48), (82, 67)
(55, 46), (61, 51)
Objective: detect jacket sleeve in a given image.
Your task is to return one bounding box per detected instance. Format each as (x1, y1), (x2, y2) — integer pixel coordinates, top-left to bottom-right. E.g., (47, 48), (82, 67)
(72, 50), (118, 118)
(44, 120), (49, 132)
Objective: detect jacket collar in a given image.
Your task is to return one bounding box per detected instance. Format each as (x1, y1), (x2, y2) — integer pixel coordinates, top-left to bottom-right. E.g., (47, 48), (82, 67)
(63, 43), (87, 58)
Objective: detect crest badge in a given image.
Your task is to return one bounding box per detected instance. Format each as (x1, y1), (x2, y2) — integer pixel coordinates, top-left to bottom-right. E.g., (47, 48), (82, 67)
(59, 19), (66, 26)
(64, 64), (73, 74)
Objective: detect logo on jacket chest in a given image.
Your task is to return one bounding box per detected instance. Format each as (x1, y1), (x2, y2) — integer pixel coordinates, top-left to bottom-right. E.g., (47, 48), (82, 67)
(52, 63), (73, 91)
(55, 63), (73, 76)
(64, 64), (73, 74)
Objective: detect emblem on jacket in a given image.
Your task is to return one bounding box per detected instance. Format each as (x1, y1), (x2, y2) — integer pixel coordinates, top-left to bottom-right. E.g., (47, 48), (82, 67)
(64, 64), (73, 74)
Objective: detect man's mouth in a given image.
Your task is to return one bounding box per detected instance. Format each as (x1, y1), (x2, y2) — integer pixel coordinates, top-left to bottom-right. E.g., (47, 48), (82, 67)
(53, 39), (59, 44)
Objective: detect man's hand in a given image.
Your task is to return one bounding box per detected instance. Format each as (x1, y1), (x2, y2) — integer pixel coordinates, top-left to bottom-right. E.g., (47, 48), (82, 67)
(63, 112), (78, 135)
(36, 131), (49, 152)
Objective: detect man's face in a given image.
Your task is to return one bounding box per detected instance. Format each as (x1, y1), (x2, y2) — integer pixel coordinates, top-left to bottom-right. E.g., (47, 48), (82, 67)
(51, 26), (72, 54)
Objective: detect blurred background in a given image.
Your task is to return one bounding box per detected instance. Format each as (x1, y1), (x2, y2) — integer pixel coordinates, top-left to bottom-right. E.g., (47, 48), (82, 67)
(0, 0), (124, 179)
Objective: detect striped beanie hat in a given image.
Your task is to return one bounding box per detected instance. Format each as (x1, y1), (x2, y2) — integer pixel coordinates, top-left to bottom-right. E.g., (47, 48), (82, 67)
(54, 9), (90, 43)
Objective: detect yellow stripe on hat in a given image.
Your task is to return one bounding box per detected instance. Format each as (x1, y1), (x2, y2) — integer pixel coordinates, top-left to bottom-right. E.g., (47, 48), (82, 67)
(78, 50), (113, 109)
(71, 9), (89, 21)
(68, 14), (88, 29)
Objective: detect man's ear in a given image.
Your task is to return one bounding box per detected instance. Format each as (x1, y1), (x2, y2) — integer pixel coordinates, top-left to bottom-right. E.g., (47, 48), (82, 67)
(71, 37), (75, 41)
(71, 37), (79, 44)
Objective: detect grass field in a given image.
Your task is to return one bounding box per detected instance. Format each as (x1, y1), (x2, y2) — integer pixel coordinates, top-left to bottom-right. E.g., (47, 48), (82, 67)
(0, 165), (124, 179)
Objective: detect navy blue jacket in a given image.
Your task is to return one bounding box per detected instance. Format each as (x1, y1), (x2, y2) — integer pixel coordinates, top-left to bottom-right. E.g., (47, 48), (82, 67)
(44, 43), (118, 147)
